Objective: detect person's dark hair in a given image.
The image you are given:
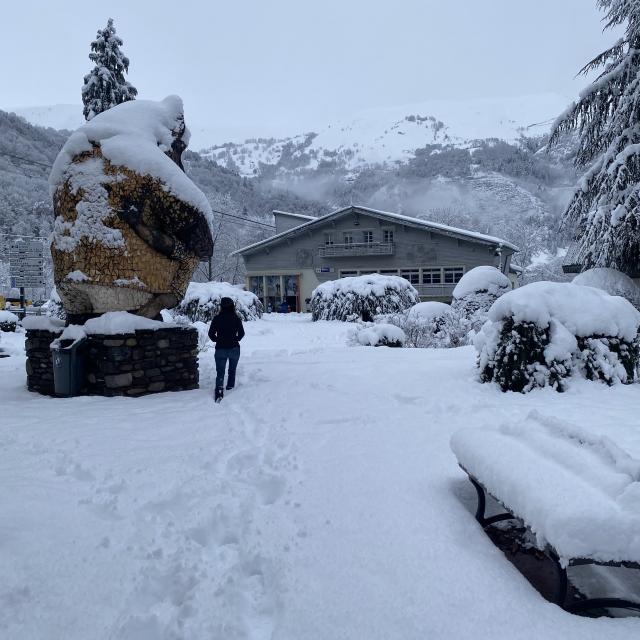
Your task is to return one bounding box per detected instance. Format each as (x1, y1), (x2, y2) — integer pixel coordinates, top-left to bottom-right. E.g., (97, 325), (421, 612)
(219, 297), (237, 316)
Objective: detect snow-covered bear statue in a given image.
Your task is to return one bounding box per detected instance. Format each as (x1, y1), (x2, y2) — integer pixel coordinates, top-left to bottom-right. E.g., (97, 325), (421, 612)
(49, 96), (213, 322)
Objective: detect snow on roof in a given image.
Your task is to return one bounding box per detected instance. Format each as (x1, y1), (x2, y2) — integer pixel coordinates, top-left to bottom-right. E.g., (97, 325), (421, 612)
(451, 412), (640, 564)
(233, 205), (518, 256)
(358, 206), (519, 251)
(50, 96), (213, 226)
(272, 210), (317, 221)
(452, 266), (511, 299)
(488, 281), (640, 341)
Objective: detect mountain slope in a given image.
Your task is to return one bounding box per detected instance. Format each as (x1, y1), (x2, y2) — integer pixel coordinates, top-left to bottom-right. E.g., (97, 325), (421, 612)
(201, 93), (571, 176)
(0, 110), (326, 289)
(0, 95), (579, 288)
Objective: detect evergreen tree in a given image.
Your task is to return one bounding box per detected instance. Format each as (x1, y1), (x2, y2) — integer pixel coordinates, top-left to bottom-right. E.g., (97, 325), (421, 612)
(81, 18), (138, 121)
(549, 0), (640, 273)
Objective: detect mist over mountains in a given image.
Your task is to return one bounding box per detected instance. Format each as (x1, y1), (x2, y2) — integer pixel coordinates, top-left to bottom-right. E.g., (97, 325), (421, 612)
(1, 93), (578, 289)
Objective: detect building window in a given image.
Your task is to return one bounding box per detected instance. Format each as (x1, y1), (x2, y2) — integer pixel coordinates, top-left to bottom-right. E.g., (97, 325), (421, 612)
(249, 276), (264, 297)
(340, 270), (357, 278)
(324, 232), (334, 246)
(383, 228), (394, 243)
(422, 268), (442, 284)
(266, 275), (281, 296)
(400, 269), (420, 285)
(444, 267), (464, 284)
(379, 269), (398, 275)
(359, 270), (377, 275)
(343, 232), (354, 245)
(363, 230), (373, 244)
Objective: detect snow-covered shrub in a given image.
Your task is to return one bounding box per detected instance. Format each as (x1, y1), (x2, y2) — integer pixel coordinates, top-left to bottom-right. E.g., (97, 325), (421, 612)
(403, 302), (467, 348)
(191, 320), (212, 353)
(349, 322), (405, 347)
(476, 281), (640, 392)
(43, 286), (67, 323)
(311, 275), (419, 322)
(0, 310), (19, 332)
(451, 266), (511, 333)
(572, 268), (640, 310)
(177, 282), (263, 322)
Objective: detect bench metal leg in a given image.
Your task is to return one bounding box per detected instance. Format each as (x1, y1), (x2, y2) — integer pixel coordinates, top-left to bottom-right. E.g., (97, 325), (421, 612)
(567, 598), (640, 614)
(465, 472), (640, 616)
(469, 476), (516, 528)
(548, 551), (568, 608)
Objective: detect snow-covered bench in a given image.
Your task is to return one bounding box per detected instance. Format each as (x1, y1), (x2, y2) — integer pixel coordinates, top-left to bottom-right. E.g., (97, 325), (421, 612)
(451, 413), (640, 614)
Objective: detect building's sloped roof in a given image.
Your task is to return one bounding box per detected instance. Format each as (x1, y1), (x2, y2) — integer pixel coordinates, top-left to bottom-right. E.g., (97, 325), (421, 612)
(273, 210), (317, 221)
(233, 205), (519, 256)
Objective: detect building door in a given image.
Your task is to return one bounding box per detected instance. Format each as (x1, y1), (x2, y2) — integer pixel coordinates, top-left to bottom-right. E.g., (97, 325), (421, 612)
(283, 274), (299, 312)
(249, 274), (301, 312)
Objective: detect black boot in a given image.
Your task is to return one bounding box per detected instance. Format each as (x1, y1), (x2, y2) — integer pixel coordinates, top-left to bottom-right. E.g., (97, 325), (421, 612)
(214, 387), (224, 403)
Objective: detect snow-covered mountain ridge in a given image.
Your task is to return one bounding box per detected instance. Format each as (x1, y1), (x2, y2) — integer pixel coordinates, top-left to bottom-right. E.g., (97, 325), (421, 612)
(9, 93), (571, 177)
(200, 93), (571, 176)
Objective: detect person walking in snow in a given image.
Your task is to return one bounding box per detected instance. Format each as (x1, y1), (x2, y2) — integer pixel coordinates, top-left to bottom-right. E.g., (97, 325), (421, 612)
(208, 297), (245, 402)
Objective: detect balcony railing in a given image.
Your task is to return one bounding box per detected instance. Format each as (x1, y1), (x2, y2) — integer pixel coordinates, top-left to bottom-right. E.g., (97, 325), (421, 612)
(413, 283), (456, 298)
(318, 242), (395, 257)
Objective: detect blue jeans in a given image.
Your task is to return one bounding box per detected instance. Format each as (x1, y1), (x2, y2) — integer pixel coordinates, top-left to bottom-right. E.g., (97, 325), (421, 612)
(215, 347), (240, 389)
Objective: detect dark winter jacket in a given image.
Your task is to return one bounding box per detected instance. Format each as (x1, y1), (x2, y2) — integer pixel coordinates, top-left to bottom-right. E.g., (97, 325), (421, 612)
(208, 311), (245, 349)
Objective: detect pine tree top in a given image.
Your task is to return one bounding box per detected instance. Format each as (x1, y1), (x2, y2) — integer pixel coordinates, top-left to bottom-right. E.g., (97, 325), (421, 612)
(81, 18), (138, 121)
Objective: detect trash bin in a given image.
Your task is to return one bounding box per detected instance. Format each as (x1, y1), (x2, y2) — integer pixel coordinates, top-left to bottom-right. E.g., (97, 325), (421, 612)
(51, 337), (87, 397)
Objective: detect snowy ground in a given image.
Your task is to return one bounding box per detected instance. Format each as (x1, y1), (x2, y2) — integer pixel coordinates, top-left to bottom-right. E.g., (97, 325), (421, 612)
(1, 315), (639, 639)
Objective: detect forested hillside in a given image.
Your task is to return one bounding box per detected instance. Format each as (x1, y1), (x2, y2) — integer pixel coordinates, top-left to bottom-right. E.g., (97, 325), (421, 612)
(0, 108), (578, 293)
(0, 111), (327, 289)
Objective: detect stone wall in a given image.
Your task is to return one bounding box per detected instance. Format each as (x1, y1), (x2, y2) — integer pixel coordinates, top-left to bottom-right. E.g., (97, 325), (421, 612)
(25, 326), (199, 397)
(85, 327), (199, 396)
(25, 328), (63, 395)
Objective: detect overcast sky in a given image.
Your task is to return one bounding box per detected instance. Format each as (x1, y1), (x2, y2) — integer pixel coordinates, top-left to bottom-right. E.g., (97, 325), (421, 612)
(2, 0), (619, 140)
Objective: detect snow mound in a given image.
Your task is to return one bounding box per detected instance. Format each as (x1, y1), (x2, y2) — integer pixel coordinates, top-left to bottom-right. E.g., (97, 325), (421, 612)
(488, 281), (640, 341)
(177, 281), (263, 322)
(0, 310), (20, 326)
(476, 282), (640, 391)
(453, 266), (511, 300)
(50, 96), (213, 226)
(573, 268), (640, 309)
(452, 266), (512, 334)
(350, 323), (406, 347)
(22, 316), (65, 332)
(451, 412), (640, 565)
(50, 324), (88, 349)
(83, 311), (176, 335)
(393, 302), (467, 348)
(407, 301), (454, 322)
(311, 274), (419, 322)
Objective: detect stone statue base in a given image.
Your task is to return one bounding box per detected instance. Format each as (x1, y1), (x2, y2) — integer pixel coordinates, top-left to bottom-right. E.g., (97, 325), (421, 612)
(25, 325), (199, 397)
